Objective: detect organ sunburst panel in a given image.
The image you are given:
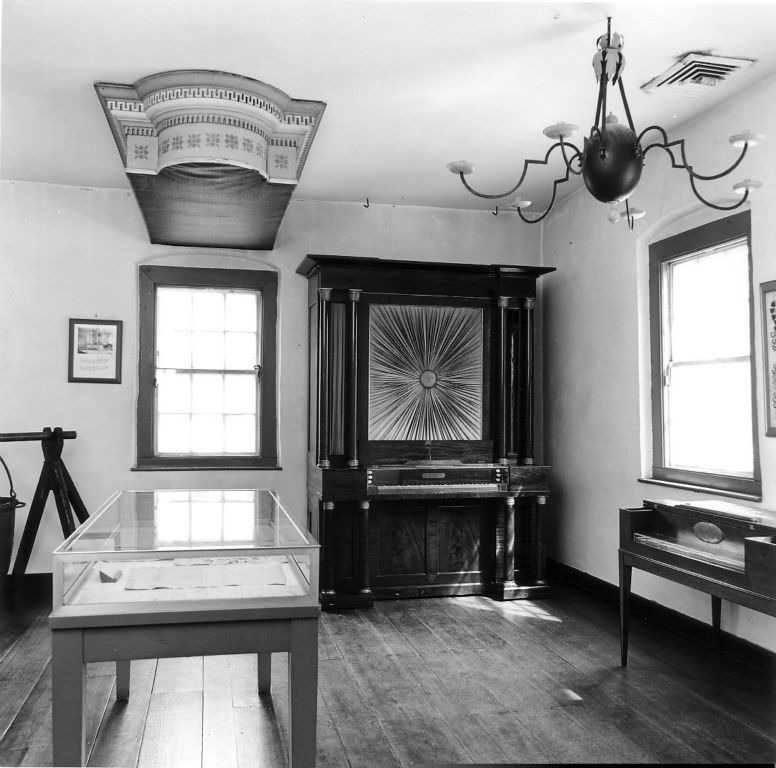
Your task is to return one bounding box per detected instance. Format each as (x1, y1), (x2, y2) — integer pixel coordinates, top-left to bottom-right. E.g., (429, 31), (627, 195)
(368, 304), (483, 440)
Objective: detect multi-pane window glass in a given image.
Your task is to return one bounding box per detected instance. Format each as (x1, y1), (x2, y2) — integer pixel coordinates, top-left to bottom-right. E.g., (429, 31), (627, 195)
(155, 287), (260, 456)
(154, 490), (257, 547)
(650, 212), (760, 497)
(661, 240), (754, 476)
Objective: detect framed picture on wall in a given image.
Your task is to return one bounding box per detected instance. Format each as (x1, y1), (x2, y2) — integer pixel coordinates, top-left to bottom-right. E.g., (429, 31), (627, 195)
(762, 281), (776, 436)
(68, 318), (122, 384)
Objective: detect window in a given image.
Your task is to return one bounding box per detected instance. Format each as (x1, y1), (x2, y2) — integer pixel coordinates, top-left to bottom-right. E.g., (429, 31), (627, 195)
(649, 211), (760, 497)
(137, 266), (278, 470)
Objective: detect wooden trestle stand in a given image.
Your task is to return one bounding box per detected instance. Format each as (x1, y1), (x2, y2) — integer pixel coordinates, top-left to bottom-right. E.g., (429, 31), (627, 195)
(0, 428), (88, 575)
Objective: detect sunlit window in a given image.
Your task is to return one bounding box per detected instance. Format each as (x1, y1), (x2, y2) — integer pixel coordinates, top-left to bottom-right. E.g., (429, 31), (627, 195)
(156, 287), (259, 455)
(137, 266), (278, 470)
(649, 212), (761, 497)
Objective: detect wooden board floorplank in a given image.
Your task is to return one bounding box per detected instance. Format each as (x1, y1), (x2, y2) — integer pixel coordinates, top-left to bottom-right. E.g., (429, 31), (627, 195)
(0, 615), (50, 685)
(233, 702), (286, 768)
(317, 657), (400, 767)
(0, 747), (25, 766)
(496, 592), (776, 760)
(136, 690), (203, 768)
(409, 597), (509, 651)
(459, 596), (772, 763)
(0, 661), (52, 767)
(151, 656), (203, 694)
(203, 656), (238, 768)
(377, 713), (472, 767)
(84, 670), (118, 764)
(317, 618), (342, 661)
(88, 659), (158, 768)
(0, 614), (51, 744)
(227, 653), (258, 709)
(0, 582), (773, 766)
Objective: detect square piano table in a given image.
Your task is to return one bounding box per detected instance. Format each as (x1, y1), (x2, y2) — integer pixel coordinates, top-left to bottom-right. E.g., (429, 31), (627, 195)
(49, 489), (320, 767)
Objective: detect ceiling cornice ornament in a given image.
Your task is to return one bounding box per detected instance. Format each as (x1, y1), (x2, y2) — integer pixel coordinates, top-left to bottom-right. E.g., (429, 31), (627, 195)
(96, 71), (326, 250)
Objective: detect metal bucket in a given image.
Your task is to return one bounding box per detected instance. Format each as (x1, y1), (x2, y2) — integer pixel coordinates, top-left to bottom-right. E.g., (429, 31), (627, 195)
(0, 456), (25, 577)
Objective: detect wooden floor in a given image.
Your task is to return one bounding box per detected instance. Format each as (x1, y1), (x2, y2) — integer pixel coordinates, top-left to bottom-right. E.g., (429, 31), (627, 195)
(0, 579), (774, 767)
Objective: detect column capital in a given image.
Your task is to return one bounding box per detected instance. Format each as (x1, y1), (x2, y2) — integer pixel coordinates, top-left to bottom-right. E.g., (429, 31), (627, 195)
(318, 287), (332, 301)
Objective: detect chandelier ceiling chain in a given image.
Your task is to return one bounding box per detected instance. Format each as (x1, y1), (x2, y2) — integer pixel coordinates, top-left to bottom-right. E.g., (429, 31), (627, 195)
(448, 17), (764, 227)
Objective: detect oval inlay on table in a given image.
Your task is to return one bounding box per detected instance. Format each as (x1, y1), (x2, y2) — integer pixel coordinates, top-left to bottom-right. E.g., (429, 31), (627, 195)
(693, 521), (724, 544)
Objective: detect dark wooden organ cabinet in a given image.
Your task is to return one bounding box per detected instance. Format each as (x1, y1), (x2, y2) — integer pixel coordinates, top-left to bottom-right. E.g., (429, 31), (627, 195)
(297, 255), (555, 609)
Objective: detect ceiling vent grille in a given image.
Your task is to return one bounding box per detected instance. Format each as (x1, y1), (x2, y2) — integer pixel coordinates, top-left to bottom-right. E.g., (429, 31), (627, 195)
(641, 53), (755, 97)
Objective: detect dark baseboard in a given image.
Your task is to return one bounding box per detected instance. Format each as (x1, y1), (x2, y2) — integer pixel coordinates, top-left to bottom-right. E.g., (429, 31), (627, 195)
(547, 559), (776, 672)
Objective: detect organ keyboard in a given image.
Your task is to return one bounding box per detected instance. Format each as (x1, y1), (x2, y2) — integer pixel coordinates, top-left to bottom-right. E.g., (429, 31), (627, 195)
(366, 463), (507, 497)
(619, 498), (776, 666)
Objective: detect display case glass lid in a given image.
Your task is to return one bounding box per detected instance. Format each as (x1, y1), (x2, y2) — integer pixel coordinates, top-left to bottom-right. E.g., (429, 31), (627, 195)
(55, 488), (314, 556)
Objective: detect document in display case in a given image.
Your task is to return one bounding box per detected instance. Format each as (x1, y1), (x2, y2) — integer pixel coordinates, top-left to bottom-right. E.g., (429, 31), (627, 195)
(49, 489), (320, 768)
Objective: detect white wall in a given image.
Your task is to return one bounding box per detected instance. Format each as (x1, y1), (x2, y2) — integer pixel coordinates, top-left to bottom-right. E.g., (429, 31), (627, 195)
(542, 73), (776, 652)
(0, 184), (542, 572)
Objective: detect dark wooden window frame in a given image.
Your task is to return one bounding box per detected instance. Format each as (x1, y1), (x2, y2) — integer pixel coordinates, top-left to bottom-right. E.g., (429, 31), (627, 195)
(647, 210), (761, 498)
(135, 265), (278, 471)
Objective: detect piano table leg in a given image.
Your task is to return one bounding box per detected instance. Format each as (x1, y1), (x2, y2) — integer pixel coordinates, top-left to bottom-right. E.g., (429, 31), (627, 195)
(711, 595), (722, 646)
(619, 551), (632, 667)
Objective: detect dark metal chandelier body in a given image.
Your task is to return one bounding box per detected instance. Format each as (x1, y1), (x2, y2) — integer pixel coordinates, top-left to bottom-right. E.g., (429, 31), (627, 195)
(448, 18), (763, 225)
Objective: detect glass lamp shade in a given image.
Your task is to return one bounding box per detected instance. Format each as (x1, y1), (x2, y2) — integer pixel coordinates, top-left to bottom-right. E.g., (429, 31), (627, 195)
(581, 122), (643, 203)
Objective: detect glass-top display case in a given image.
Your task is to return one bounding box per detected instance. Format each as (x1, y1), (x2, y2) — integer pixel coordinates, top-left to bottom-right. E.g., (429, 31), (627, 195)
(52, 489), (319, 610)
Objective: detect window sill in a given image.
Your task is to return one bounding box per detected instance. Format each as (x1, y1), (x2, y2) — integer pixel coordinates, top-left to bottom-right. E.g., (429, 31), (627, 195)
(133, 459), (281, 471)
(638, 476), (762, 503)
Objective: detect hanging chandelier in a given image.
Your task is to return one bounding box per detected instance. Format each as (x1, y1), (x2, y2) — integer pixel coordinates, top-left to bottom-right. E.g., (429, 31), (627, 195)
(447, 18), (764, 227)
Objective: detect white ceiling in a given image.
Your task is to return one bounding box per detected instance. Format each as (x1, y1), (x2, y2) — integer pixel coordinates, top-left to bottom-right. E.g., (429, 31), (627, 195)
(2, 0), (776, 211)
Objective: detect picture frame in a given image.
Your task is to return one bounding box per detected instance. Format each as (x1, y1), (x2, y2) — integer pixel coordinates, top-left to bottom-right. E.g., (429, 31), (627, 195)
(762, 281), (776, 436)
(68, 318), (122, 384)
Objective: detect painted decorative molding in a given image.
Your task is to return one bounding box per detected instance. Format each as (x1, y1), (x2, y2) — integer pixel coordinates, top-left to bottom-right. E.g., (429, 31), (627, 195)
(96, 70), (325, 185)
(368, 304), (483, 441)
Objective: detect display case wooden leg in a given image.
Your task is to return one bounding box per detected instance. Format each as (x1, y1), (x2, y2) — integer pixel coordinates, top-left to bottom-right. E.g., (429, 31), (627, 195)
(288, 618), (318, 768)
(711, 595), (722, 646)
(115, 659), (130, 700)
(52, 628), (86, 767)
(258, 651), (272, 695)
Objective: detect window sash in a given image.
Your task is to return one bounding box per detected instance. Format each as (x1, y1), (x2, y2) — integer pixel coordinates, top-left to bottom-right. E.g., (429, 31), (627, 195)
(136, 266), (278, 471)
(648, 211), (760, 498)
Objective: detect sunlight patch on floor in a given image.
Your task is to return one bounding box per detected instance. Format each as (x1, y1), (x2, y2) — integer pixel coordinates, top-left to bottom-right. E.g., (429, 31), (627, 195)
(458, 596), (563, 622)
(559, 687), (584, 702)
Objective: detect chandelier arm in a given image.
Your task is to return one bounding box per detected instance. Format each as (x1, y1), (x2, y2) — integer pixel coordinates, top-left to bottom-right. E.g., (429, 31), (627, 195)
(517, 166), (574, 223)
(457, 170), (529, 200)
(617, 79), (636, 133)
(684, 141), (749, 182)
(600, 73), (608, 136)
(688, 174), (751, 211)
(559, 140), (584, 175)
(638, 127), (751, 181)
(641, 139), (690, 172)
(456, 141), (579, 200)
(593, 75), (606, 133)
(637, 124), (670, 146)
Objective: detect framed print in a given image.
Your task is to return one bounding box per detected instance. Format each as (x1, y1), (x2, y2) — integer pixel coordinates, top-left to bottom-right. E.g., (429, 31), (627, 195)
(68, 319), (122, 384)
(762, 281), (776, 436)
